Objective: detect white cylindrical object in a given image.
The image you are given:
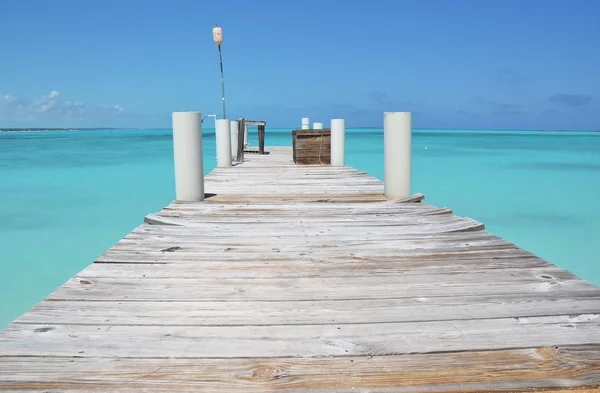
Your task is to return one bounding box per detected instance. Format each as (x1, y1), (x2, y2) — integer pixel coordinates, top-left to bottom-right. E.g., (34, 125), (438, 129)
(172, 111), (204, 201)
(384, 112), (412, 199)
(230, 120), (239, 159)
(330, 119), (345, 166)
(212, 26), (223, 46)
(215, 119), (232, 168)
(301, 117), (310, 130)
(243, 122), (248, 146)
(313, 122), (323, 130)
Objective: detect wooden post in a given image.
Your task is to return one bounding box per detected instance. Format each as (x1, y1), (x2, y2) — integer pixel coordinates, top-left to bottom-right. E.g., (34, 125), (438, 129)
(172, 111), (204, 201)
(236, 118), (245, 162)
(258, 124), (265, 154)
(384, 112), (412, 199)
(230, 120), (239, 161)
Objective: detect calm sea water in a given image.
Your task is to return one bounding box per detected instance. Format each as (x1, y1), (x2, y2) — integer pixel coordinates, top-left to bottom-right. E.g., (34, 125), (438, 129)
(1, 128), (599, 327)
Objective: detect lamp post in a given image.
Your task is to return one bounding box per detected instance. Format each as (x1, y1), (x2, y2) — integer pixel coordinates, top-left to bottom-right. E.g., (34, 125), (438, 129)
(212, 25), (226, 119)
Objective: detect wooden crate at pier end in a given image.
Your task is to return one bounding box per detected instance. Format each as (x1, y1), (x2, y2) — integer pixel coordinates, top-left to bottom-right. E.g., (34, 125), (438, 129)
(292, 129), (331, 165)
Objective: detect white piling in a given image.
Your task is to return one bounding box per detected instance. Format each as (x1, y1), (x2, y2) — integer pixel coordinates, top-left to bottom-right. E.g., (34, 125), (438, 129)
(330, 119), (345, 166)
(383, 112), (412, 199)
(215, 119), (232, 167)
(313, 122), (324, 130)
(230, 120), (239, 160)
(243, 122), (248, 146)
(301, 117), (310, 130)
(172, 111), (204, 201)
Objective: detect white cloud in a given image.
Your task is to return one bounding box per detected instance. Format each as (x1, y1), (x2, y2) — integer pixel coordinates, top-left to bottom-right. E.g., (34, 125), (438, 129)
(1, 94), (17, 103)
(0, 91), (128, 126)
(32, 90), (60, 113)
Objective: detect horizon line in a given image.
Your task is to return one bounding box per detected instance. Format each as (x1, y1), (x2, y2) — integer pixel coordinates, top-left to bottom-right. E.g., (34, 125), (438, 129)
(2, 127), (599, 133)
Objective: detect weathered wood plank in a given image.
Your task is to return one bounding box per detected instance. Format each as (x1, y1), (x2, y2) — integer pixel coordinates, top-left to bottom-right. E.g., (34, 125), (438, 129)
(112, 233), (503, 252)
(142, 213), (485, 231)
(16, 294), (600, 326)
(45, 270), (599, 302)
(84, 256), (550, 278)
(2, 315), (600, 358)
(95, 247), (536, 263)
(125, 223), (497, 241)
(1, 346), (600, 392)
(199, 194), (392, 203)
(160, 201), (433, 212)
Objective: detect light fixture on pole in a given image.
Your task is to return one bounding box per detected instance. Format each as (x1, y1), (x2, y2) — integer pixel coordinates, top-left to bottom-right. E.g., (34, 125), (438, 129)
(212, 25), (226, 119)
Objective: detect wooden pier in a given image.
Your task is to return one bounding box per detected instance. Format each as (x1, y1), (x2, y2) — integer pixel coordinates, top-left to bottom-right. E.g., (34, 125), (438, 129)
(2, 145), (600, 392)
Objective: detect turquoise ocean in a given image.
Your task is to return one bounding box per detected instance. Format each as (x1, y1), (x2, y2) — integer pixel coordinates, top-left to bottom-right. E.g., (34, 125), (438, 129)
(1, 128), (599, 327)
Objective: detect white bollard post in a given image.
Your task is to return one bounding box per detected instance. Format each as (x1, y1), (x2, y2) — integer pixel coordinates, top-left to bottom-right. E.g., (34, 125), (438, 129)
(330, 119), (345, 166)
(313, 122), (323, 130)
(301, 117), (310, 130)
(172, 111), (204, 201)
(215, 119), (232, 167)
(384, 112), (412, 199)
(230, 120), (239, 160)
(243, 122), (248, 146)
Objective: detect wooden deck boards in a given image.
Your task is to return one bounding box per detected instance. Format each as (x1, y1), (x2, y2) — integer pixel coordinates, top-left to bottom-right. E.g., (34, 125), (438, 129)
(2, 145), (600, 392)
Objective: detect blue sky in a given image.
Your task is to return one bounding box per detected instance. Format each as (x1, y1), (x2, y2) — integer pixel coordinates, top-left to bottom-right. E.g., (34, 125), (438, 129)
(1, 0), (599, 130)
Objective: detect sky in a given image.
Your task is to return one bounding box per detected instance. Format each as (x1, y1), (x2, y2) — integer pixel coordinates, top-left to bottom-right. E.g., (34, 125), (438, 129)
(1, 0), (599, 130)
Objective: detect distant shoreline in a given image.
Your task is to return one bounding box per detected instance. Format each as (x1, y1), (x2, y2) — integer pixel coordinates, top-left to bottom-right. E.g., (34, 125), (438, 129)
(1, 127), (598, 133)
(0, 128), (140, 132)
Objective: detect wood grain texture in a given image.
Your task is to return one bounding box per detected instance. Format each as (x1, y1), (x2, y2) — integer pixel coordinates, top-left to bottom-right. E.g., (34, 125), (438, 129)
(1, 145), (600, 391)
(292, 129), (331, 165)
(257, 125), (265, 154)
(43, 270), (600, 302)
(15, 295), (600, 326)
(1, 347), (600, 392)
(3, 315), (600, 358)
